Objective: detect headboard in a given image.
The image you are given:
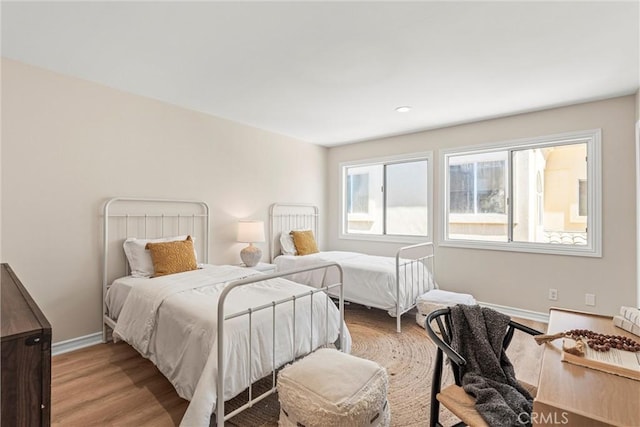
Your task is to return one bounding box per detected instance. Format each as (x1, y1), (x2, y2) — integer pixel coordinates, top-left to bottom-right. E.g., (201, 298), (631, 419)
(102, 197), (210, 291)
(269, 203), (319, 262)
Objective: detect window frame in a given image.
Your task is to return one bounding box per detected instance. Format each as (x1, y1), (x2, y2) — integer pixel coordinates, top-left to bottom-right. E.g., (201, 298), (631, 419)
(339, 151), (433, 243)
(440, 129), (602, 257)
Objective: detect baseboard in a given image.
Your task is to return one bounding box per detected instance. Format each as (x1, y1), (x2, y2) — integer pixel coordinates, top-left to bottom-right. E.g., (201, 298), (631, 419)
(478, 301), (549, 324)
(52, 332), (102, 356)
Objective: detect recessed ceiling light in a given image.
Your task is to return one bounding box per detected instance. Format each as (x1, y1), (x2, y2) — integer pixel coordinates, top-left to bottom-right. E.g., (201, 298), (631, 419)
(395, 106), (412, 113)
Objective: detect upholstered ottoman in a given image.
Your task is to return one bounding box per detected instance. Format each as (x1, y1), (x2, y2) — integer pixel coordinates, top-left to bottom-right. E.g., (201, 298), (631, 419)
(415, 289), (476, 329)
(277, 348), (390, 427)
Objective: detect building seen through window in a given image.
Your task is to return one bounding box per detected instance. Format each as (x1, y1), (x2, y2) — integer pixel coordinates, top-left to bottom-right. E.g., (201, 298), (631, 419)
(445, 141), (590, 248)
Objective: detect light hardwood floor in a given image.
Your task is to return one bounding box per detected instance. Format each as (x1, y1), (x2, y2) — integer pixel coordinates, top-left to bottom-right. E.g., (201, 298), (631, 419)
(51, 312), (546, 426)
(52, 342), (188, 426)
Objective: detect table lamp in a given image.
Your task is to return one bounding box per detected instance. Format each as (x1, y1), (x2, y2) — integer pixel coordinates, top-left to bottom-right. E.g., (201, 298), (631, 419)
(237, 220), (265, 267)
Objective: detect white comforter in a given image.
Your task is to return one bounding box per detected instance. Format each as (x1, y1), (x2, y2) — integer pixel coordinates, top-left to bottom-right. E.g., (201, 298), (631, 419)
(275, 251), (436, 315)
(111, 264), (349, 426)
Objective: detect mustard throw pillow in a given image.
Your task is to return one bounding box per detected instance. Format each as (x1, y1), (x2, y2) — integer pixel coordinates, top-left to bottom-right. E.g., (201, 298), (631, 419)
(290, 230), (319, 256)
(145, 235), (198, 277)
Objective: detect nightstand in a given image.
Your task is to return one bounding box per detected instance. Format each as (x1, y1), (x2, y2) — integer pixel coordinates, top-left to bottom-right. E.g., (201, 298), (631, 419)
(241, 262), (277, 274)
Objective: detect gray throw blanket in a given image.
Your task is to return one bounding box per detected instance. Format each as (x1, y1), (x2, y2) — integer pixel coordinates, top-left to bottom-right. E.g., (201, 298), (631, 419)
(450, 304), (532, 426)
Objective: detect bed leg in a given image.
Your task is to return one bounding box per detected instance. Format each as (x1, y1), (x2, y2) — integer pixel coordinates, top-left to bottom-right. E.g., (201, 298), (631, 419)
(397, 313), (401, 333)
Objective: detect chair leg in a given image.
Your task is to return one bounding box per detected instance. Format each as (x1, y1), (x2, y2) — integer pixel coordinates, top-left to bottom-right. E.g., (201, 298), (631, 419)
(430, 349), (444, 427)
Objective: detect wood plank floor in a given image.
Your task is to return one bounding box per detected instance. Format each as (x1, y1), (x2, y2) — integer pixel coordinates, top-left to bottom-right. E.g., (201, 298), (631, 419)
(51, 310), (546, 426)
(52, 342), (188, 426)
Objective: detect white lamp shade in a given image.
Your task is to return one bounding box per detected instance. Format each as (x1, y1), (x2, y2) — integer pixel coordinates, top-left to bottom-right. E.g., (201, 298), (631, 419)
(237, 220), (265, 243)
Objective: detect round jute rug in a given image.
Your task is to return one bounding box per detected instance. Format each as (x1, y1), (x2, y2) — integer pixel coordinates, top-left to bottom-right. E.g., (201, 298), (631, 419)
(226, 304), (456, 426)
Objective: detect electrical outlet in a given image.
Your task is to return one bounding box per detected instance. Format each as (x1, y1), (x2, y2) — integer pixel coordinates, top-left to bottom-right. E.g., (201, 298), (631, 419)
(548, 288), (558, 301)
(585, 293), (596, 306)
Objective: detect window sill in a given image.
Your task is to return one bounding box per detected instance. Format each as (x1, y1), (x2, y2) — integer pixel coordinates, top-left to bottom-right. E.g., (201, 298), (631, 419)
(440, 239), (601, 258)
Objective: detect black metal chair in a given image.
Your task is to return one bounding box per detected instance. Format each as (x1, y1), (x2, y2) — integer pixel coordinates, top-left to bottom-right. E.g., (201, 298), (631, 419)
(425, 307), (542, 427)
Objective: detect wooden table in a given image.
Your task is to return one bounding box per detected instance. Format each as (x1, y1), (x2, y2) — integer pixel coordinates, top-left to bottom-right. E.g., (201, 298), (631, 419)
(533, 308), (640, 426)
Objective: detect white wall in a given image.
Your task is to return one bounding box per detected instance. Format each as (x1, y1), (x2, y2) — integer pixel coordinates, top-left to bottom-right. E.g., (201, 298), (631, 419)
(1, 59), (327, 342)
(3, 58), (636, 342)
(328, 96), (637, 316)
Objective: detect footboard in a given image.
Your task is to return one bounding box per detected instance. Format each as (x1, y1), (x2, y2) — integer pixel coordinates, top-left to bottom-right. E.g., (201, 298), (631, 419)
(216, 262), (345, 426)
(395, 242), (436, 333)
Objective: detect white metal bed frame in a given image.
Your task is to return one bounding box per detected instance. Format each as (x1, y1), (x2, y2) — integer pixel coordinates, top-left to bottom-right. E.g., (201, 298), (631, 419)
(102, 197), (211, 342)
(270, 202), (436, 333)
(102, 198), (346, 426)
(216, 265), (344, 425)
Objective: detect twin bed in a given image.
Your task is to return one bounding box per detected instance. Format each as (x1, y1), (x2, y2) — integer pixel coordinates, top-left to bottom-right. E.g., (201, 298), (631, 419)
(270, 203), (437, 333)
(102, 198), (436, 426)
(102, 198), (348, 426)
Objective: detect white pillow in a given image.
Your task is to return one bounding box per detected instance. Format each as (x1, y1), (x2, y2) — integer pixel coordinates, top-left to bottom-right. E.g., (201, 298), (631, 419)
(279, 231), (298, 256)
(123, 235), (195, 278)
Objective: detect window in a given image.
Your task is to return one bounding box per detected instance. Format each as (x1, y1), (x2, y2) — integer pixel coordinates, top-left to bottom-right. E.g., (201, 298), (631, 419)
(450, 153), (507, 215)
(441, 129), (601, 257)
(448, 152), (509, 242)
(341, 152), (433, 242)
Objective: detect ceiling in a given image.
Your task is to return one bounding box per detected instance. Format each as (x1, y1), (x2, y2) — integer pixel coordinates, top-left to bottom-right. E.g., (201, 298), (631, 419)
(2, 1), (639, 147)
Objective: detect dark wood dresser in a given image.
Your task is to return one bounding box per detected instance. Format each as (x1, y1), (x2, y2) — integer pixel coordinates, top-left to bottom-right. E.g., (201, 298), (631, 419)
(1, 263), (51, 426)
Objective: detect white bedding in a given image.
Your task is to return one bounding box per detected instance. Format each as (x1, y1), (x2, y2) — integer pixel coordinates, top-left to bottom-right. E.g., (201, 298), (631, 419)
(108, 264), (350, 426)
(105, 276), (137, 320)
(275, 251), (436, 315)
